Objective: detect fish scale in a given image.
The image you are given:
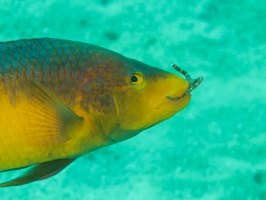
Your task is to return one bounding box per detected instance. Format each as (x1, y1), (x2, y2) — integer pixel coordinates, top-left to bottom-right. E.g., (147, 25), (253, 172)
(0, 39), (89, 104)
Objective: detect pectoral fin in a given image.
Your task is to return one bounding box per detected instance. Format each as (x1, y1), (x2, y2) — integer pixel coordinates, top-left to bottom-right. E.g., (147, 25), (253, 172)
(0, 159), (75, 187)
(23, 80), (83, 143)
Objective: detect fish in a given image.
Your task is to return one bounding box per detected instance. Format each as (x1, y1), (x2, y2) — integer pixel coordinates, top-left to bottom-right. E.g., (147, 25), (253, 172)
(0, 38), (203, 187)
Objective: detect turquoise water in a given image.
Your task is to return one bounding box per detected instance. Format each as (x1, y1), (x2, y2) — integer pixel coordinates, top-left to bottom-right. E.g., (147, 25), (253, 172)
(0, 0), (266, 199)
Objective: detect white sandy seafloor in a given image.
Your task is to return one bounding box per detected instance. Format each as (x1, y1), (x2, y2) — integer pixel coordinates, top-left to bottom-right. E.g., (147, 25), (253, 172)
(0, 0), (266, 199)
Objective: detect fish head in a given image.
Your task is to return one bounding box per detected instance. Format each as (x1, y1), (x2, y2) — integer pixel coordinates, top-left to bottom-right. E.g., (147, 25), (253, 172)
(109, 60), (203, 142)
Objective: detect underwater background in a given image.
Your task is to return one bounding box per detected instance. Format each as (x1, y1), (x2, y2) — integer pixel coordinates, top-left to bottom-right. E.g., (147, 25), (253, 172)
(0, 0), (265, 199)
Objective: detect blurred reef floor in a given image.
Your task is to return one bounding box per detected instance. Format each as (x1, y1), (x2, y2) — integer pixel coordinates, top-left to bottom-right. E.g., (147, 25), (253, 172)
(0, 0), (266, 199)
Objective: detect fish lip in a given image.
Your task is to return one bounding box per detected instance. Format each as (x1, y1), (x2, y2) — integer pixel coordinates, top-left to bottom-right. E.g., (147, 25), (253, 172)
(166, 64), (204, 101)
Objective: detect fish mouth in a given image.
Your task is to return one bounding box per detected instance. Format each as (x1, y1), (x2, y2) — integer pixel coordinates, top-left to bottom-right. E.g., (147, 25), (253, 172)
(166, 64), (204, 100)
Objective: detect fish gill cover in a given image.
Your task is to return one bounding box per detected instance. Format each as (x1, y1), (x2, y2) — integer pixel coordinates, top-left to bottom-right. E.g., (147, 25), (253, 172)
(0, 0), (265, 199)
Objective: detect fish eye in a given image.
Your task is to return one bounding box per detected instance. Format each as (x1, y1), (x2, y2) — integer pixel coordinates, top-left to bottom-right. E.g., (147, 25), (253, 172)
(130, 73), (143, 85)
(131, 75), (138, 82)
(130, 72), (147, 90)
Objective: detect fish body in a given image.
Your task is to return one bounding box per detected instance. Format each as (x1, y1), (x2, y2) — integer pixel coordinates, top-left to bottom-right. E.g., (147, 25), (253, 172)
(0, 38), (120, 171)
(0, 38), (202, 186)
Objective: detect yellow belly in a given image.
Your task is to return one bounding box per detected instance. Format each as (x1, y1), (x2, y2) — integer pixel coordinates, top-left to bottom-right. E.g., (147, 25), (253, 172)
(0, 82), (113, 171)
